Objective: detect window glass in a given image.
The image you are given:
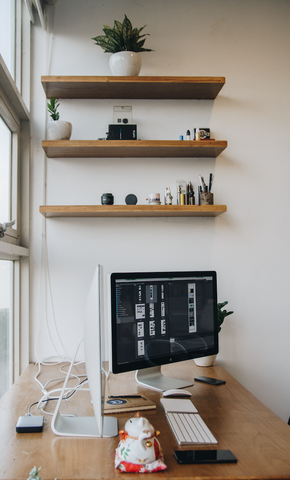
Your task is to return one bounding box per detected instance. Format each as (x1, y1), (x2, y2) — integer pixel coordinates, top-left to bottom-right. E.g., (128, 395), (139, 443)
(0, 117), (12, 223)
(0, 260), (13, 399)
(0, 0), (15, 79)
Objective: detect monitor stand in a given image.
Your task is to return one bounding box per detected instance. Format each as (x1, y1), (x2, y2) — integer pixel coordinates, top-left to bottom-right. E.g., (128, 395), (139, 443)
(51, 360), (118, 437)
(135, 366), (193, 392)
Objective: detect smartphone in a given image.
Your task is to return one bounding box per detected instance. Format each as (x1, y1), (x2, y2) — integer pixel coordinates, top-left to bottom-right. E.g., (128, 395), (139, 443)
(194, 376), (226, 386)
(174, 449), (237, 464)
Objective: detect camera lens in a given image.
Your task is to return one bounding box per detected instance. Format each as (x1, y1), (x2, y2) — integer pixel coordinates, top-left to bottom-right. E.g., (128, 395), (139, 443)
(101, 193), (114, 205)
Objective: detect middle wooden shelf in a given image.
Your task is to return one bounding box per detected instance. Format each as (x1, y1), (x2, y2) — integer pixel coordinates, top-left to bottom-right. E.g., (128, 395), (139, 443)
(42, 139), (227, 158)
(39, 204), (227, 218)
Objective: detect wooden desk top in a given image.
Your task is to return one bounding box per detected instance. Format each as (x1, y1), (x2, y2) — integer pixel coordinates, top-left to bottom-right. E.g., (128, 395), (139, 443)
(1, 361), (290, 480)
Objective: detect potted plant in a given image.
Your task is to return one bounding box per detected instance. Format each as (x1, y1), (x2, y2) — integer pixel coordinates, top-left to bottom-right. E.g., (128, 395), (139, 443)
(92, 14), (153, 76)
(194, 301), (234, 367)
(47, 97), (72, 141)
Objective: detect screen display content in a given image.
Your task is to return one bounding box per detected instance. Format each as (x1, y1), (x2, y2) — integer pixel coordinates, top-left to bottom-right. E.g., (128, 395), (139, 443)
(110, 271), (218, 380)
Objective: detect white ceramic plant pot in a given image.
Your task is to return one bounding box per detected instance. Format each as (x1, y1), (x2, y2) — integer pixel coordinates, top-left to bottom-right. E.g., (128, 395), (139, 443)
(194, 354), (217, 367)
(47, 120), (72, 140)
(109, 51), (141, 76)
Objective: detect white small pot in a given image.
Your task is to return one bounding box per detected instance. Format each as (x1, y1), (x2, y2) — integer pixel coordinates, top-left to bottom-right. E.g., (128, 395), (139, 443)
(194, 354), (217, 367)
(47, 120), (72, 141)
(109, 51), (141, 76)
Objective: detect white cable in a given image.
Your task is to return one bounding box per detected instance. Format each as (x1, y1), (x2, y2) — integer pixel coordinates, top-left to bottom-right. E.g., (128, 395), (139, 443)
(102, 366), (110, 379)
(38, 384), (90, 407)
(37, 382), (90, 416)
(48, 337), (87, 418)
(34, 359), (87, 397)
(31, 337), (87, 418)
(60, 362), (87, 379)
(32, 5), (88, 414)
(34, 0), (69, 366)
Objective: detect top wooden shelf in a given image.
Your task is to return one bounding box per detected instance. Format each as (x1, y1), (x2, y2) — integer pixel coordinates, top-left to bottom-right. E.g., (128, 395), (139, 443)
(41, 76), (225, 100)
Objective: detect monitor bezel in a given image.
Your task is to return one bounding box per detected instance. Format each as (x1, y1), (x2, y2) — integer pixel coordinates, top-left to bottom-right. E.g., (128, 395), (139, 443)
(110, 270), (219, 375)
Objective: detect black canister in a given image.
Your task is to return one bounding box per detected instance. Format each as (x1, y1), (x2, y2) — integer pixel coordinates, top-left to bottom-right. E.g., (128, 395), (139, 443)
(125, 194), (138, 205)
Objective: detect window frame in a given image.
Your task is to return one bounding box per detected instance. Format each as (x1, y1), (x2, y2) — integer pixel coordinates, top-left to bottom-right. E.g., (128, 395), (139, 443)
(0, 0), (31, 383)
(0, 96), (20, 244)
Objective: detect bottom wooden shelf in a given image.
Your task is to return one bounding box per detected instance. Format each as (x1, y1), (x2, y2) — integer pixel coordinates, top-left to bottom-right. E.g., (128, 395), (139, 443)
(39, 205), (227, 218)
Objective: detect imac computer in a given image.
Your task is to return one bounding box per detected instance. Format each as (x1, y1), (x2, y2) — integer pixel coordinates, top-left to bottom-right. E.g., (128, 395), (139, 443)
(51, 265), (118, 438)
(109, 270), (218, 391)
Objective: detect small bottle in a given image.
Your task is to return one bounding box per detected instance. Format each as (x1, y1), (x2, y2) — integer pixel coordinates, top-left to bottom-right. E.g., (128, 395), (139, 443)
(195, 128), (200, 141)
(189, 183), (195, 205)
(177, 185), (181, 205)
(186, 130), (191, 140)
(198, 186), (202, 205)
(164, 187), (173, 205)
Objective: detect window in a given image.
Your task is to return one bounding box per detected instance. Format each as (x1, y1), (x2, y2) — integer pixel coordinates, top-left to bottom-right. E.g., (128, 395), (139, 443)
(0, 0), (31, 393)
(0, 0), (16, 80)
(0, 117), (11, 223)
(0, 261), (13, 398)
(0, 108), (19, 399)
(0, 97), (20, 243)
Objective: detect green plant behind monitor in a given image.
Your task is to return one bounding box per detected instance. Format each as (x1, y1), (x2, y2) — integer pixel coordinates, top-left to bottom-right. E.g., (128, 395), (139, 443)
(218, 301), (233, 333)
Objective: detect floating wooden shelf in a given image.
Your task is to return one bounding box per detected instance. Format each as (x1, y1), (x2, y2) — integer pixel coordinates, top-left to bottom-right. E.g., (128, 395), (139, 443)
(42, 140), (227, 158)
(40, 75), (228, 222)
(41, 76), (225, 100)
(39, 205), (227, 218)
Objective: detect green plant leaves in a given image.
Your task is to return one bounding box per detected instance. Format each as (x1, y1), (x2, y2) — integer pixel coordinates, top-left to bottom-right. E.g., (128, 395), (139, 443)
(27, 466), (57, 480)
(47, 97), (60, 121)
(92, 14), (153, 53)
(217, 301), (233, 333)
(27, 466), (42, 480)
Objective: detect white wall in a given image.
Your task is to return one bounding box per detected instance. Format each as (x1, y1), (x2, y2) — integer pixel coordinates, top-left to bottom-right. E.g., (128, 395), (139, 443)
(30, 0), (290, 422)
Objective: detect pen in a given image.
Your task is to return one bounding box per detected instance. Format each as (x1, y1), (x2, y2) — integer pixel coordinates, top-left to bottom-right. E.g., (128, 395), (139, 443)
(199, 175), (206, 192)
(209, 173), (214, 193)
(108, 395), (143, 399)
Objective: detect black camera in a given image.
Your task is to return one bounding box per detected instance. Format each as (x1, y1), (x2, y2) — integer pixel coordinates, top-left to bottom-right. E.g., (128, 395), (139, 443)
(194, 128), (210, 140)
(107, 124), (137, 140)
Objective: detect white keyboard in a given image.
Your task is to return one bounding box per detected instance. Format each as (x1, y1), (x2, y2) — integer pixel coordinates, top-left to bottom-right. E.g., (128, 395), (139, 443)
(166, 412), (218, 445)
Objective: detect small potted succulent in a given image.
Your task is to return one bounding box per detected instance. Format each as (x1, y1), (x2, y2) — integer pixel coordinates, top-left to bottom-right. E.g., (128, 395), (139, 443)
(92, 14), (153, 76)
(47, 97), (72, 141)
(194, 301), (234, 367)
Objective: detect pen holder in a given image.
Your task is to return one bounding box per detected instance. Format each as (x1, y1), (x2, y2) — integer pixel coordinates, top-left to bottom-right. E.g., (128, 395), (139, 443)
(200, 192), (214, 205)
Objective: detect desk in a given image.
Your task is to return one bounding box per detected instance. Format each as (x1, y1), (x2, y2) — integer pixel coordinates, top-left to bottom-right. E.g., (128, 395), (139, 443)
(1, 361), (290, 480)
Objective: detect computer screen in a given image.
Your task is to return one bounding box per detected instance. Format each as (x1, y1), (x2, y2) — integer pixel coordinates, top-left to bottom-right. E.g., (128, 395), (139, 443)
(109, 270), (218, 391)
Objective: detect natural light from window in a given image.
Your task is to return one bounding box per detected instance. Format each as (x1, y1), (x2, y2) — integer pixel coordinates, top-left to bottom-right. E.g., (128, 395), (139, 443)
(0, 117), (11, 223)
(0, 0), (15, 79)
(0, 260), (13, 399)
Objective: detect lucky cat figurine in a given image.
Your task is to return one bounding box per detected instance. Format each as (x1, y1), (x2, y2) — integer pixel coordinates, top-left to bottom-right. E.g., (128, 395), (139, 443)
(116, 412), (161, 465)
